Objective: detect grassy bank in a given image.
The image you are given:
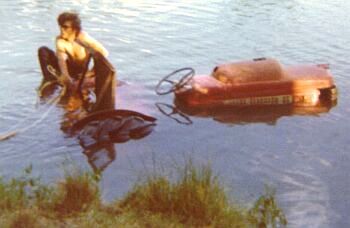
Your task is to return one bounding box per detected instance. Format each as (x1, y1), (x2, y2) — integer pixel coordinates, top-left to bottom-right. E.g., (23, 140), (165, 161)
(0, 163), (286, 227)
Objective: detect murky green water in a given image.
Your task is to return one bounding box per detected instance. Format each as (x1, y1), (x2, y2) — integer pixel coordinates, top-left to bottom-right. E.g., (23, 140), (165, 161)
(1, 1), (350, 227)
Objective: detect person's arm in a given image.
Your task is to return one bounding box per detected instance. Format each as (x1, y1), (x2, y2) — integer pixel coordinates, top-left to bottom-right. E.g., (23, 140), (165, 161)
(77, 31), (109, 57)
(56, 38), (73, 85)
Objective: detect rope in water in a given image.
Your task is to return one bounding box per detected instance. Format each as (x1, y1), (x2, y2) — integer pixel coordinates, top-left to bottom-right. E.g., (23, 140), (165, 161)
(0, 66), (67, 141)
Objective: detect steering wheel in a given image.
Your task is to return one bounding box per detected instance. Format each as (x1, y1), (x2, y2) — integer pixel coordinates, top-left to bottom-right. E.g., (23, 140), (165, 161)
(155, 67), (195, 95)
(155, 102), (193, 125)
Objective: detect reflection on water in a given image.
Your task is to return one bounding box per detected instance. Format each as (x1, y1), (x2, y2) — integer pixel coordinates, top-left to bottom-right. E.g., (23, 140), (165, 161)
(83, 142), (116, 173)
(156, 94), (337, 126)
(156, 102), (193, 125)
(173, 98), (337, 125)
(74, 110), (157, 173)
(1, 1), (350, 227)
(36, 51), (157, 174)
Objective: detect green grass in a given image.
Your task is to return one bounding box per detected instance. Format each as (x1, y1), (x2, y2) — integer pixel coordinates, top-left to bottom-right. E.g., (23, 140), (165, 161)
(118, 161), (247, 227)
(49, 170), (100, 217)
(0, 162), (287, 227)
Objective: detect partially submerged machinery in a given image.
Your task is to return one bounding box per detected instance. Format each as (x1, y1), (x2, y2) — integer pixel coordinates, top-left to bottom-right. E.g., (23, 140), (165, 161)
(156, 58), (337, 108)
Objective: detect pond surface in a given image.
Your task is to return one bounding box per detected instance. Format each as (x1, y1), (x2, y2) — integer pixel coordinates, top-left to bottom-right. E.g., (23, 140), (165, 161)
(1, 1), (350, 227)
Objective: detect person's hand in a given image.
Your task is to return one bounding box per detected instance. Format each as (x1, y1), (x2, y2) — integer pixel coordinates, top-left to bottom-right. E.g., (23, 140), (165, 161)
(66, 94), (83, 111)
(59, 75), (73, 87)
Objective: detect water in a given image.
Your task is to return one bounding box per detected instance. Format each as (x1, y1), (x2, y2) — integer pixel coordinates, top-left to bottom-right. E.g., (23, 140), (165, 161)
(0, 1), (350, 227)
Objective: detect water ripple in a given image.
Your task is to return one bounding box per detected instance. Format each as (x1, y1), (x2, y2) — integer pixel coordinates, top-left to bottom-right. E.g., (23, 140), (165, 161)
(0, 1), (350, 227)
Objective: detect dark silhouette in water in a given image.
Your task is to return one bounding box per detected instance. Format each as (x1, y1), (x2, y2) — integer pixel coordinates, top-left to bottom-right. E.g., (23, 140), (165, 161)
(72, 109), (156, 172)
(38, 49), (156, 173)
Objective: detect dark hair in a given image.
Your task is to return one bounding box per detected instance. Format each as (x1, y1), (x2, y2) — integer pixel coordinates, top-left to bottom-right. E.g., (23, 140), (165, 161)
(57, 12), (82, 34)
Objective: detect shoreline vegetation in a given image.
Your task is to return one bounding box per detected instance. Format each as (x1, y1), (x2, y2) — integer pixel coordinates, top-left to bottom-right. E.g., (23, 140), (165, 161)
(0, 162), (287, 227)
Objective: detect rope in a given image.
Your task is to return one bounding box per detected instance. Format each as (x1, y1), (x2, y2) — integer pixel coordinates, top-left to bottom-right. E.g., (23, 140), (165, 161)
(0, 93), (62, 141)
(1, 53), (93, 141)
(0, 65), (67, 141)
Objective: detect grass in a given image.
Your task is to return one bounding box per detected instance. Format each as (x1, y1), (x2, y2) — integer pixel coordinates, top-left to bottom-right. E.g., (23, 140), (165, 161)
(49, 170), (100, 216)
(118, 160), (247, 227)
(0, 161), (287, 227)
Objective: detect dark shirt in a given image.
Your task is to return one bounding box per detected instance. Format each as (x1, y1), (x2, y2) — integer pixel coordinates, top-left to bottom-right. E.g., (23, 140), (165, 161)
(58, 37), (91, 80)
(66, 52), (90, 80)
